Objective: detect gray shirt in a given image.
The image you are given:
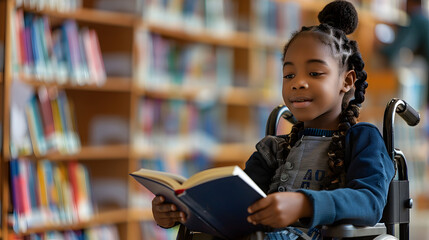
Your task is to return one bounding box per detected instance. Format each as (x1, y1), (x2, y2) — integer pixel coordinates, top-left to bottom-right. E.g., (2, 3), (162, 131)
(268, 135), (332, 194)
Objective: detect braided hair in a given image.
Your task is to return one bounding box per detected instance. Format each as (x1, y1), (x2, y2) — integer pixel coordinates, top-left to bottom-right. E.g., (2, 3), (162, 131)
(281, 0), (368, 190)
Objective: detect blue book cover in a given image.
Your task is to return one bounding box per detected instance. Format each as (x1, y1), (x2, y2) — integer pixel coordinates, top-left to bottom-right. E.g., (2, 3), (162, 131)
(130, 166), (266, 239)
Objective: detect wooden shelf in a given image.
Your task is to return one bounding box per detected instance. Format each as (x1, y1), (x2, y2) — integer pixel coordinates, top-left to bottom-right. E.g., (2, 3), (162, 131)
(16, 75), (132, 92)
(131, 147), (157, 160)
(136, 86), (277, 107)
(12, 209), (131, 236)
(220, 87), (272, 106)
(145, 22), (251, 49)
(128, 208), (153, 222)
(136, 87), (201, 101)
(12, 144), (130, 161)
(21, 7), (136, 27)
(131, 142), (254, 163)
(0, 72), (3, 83)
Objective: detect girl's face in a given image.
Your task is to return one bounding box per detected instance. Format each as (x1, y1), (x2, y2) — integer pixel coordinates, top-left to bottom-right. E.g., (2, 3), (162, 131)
(282, 32), (354, 130)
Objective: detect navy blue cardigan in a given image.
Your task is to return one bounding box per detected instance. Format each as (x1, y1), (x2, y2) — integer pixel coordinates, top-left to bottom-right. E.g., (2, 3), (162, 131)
(244, 123), (395, 229)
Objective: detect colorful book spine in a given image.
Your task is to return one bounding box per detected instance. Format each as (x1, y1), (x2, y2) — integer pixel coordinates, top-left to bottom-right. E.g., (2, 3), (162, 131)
(26, 95), (47, 155)
(25, 88), (81, 156)
(37, 86), (56, 151)
(10, 159), (94, 232)
(11, 10), (106, 86)
(88, 29), (106, 86)
(10, 159), (23, 232)
(137, 33), (231, 92)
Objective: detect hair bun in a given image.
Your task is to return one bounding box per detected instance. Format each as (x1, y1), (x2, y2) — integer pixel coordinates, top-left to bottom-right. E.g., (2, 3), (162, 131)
(318, 0), (358, 35)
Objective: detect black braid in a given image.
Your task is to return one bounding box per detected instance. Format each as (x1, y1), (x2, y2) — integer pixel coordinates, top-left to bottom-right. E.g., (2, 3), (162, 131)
(281, 22), (368, 190)
(287, 122), (304, 150)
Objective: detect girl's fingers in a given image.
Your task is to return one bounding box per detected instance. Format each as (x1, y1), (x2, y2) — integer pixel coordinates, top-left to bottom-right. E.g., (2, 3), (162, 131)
(152, 195), (165, 205)
(252, 214), (274, 226)
(155, 203), (177, 212)
(248, 208), (271, 222)
(248, 197), (271, 214)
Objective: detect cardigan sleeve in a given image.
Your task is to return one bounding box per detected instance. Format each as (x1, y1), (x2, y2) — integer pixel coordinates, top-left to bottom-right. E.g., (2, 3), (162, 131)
(297, 123), (395, 228)
(244, 135), (289, 194)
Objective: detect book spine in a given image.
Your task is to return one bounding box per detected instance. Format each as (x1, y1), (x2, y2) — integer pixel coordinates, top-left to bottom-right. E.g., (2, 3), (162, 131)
(67, 161), (79, 220)
(16, 10), (27, 73)
(36, 160), (49, 222)
(27, 160), (42, 224)
(77, 30), (90, 84)
(25, 96), (45, 156)
(18, 159), (33, 226)
(42, 160), (61, 223)
(50, 95), (66, 153)
(88, 29), (106, 86)
(10, 159), (22, 232)
(24, 16), (35, 75)
(81, 28), (97, 85)
(37, 87), (56, 151)
(11, 9), (21, 74)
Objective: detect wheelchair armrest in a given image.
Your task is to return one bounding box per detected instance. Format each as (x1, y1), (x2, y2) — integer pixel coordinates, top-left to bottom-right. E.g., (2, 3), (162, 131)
(321, 223), (386, 238)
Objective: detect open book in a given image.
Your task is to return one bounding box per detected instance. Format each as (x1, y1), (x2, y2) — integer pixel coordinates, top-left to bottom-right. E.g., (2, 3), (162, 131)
(130, 166), (266, 239)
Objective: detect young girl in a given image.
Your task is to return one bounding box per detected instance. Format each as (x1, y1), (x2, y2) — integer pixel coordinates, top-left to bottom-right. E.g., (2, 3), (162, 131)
(152, 1), (395, 239)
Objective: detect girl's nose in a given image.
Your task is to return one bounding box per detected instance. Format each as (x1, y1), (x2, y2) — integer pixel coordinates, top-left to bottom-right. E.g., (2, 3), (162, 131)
(291, 78), (309, 90)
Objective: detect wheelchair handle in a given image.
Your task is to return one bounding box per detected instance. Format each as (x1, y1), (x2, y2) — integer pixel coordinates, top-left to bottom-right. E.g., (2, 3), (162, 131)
(383, 98), (420, 162)
(265, 105), (297, 136)
(396, 101), (420, 127)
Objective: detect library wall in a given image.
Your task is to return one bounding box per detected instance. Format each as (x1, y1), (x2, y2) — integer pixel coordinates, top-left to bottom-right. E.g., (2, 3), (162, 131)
(1, 0), (429, 239)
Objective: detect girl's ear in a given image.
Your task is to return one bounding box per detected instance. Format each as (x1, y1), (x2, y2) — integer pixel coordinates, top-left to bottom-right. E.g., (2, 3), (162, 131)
(341, 70), (356, 93)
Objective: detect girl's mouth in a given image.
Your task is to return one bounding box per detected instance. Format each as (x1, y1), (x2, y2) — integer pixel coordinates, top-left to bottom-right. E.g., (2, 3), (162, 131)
(290, 98), (312, 109)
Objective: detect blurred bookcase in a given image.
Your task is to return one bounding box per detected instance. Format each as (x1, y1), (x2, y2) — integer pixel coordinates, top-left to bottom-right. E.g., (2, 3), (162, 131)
(0, 0), (417, 239)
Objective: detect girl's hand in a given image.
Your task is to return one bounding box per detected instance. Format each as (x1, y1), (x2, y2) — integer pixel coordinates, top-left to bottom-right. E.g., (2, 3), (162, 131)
(152, 195), (187, 228)
(247, 192), (313, 228)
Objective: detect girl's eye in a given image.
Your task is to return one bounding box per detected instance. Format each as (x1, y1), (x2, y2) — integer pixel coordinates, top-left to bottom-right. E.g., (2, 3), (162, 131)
(309, 72), (323, 77)
(283, 74), (295, 79)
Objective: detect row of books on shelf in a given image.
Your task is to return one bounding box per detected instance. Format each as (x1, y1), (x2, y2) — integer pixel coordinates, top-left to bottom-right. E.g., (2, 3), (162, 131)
(9, 4), (288, 98)
(11, 83), (81, 158)
(143, 0), (236, 34)
(11, 9), (106, 86)
(135, 31), (285, 100)
(135, 31), (234, 94)
(252, 0), (301, 43)
(133, 97), (273, 157)
(134, 97), (221, 157)
(10, 158), (93, 233)
(9, 225), (118, 240)
(95, 0), (239, 35)
(17, 0), (303, 40)
(252, 49), (284, 101)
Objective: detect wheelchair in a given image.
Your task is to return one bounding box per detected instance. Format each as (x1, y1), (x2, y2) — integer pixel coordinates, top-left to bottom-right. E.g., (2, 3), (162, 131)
(176, 98), (420, 240)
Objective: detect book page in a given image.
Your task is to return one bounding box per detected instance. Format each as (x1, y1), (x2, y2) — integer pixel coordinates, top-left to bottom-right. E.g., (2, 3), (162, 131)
(132, 169), (187, 190)
(181, 166), (238, 189)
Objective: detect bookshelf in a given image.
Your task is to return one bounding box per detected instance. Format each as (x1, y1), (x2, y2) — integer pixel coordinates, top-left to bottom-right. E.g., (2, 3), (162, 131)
(21, 7), (136, 27)
(0, 0), (405, 239)
(144, 22), (251, 49)
(19, 75), (132, 92)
